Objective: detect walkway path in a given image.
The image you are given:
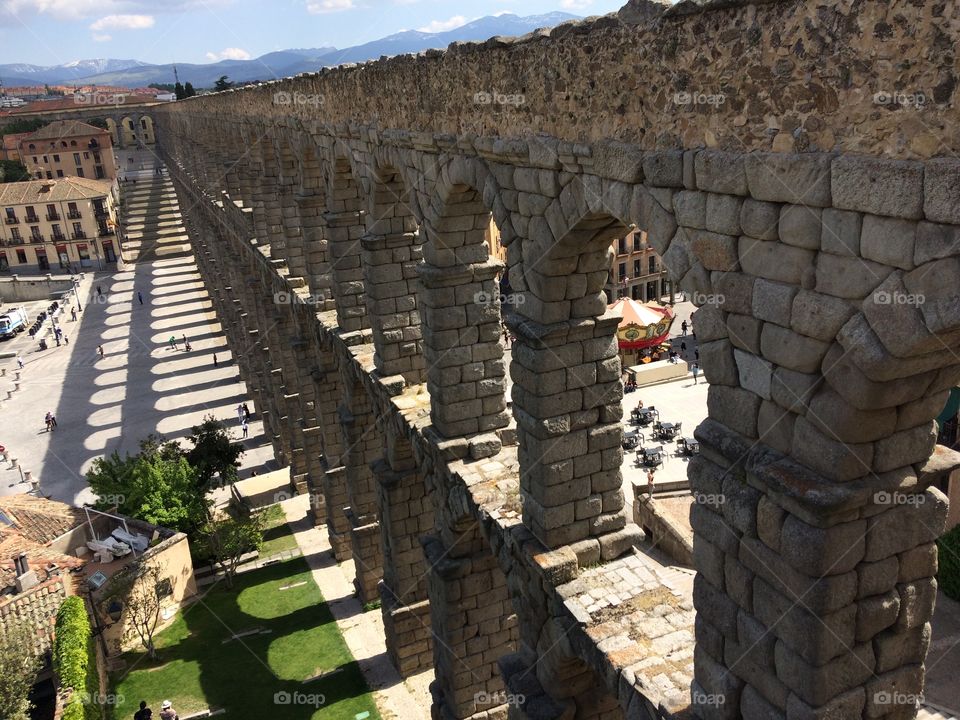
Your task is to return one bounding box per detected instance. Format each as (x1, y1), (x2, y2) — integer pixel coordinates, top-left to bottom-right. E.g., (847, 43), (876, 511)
(281, 494), (432, 719)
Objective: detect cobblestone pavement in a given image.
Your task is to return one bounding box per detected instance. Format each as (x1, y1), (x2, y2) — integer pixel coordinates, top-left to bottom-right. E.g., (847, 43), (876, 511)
(0, 169), (274, 503)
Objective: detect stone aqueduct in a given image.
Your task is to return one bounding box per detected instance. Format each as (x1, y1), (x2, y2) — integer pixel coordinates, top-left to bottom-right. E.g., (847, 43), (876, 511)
(151, 1), (960, 718)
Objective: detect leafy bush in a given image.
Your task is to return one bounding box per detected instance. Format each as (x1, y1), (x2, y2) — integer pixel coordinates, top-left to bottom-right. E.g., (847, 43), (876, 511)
(54, 597), (100, 720)
(938, 525), (960, 601)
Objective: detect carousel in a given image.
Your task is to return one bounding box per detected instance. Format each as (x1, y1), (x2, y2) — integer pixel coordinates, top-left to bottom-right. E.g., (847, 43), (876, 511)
(609, 297), (675, 379)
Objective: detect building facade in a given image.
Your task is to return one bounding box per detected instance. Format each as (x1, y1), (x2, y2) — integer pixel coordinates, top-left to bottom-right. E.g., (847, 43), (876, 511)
(605, 228), (671, 303)
(18, 119), (118, 181)
(0, 177), (122, 273)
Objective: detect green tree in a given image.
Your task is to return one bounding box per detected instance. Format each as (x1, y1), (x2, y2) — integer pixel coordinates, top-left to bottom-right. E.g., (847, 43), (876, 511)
(195, 513), (263, 587)
(0, 620), (41, 720)
(213, 75), (232, 92)
(174, 81), (185, 100)
(0, 118), (47, 135)
(183, 82), (196, 98)
(86, 439), (208, 534)
(0, 160), (30, 183)
(86, 117), (109, 130)
(186, 415), (245, 491)
(148, 82), (175, 91)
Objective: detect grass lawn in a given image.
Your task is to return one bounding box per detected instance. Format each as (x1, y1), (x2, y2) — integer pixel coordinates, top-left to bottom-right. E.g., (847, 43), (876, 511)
(258, 505), (301, 557)
(108, 556), (380, 720)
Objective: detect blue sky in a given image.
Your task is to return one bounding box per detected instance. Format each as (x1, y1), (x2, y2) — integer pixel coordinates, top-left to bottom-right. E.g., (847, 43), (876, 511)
(0, 0), (628, 67)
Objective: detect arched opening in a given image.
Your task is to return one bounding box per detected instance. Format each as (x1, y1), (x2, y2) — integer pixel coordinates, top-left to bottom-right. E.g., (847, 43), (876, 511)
(324, 155), (369, 333)
(419, 171), (508, 453)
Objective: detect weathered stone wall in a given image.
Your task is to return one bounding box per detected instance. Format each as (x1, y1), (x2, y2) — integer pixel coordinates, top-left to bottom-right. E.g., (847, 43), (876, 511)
(152, 1), (960, 717)
(168, 0), (956, 158)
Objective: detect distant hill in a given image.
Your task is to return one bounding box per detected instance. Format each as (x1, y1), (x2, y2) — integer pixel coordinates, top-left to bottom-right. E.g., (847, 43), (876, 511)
(0, 12), (579, 89)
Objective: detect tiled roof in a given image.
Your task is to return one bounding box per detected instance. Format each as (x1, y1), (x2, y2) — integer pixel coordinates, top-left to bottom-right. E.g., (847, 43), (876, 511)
(0, 494), (85, 545)
(22, 119), (110, 142)
(7, 95), (162, 114)
(0, 177), (113, 205)
(0, 534), (82, 595)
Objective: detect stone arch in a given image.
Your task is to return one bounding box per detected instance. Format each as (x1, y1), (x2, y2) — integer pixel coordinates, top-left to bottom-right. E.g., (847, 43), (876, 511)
(418, 155), (510, 456)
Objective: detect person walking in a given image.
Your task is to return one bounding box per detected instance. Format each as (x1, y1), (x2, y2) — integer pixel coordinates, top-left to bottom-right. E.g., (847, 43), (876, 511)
(680, 341), (687, 355)
(55, 334), (61, 347)
(96, 285), (103, 297)
(681, 320), (688, 336)
(16, 354), (23, 369)
(181, 334), (188, 349)
(237, 404), (245, 424)
(168, 335), (178, 350)
(138, 290), (144, 305)
(97, 345), (104, 358)
(213, 353), (218, 367)
(134, 701), (152, 720)
(692, 363), (700, 384)
(242, 403), (250, 419)
(159, 701), (179, 720)
(45, 412), (53, 432)
(646, 469), (655, 497)
(242, 419), (249, 439)
(71, 307), (77, 321)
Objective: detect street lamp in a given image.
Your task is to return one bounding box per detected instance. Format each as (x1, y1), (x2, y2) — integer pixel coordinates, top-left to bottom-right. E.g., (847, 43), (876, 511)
(73, 276), (82, 311)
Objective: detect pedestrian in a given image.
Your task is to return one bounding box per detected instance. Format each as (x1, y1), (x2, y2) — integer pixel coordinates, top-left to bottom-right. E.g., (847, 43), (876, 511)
(96, 285), (103, 297)
(45, 412), (53, 432)
(55, 335), (61, 347)
(692, 363), (700, 384)
(159, 700), (178, 720)
(681, 320), (688, 336)
(138, 290), (143, 305)
(242, 420), (249, 438)
(71, 307), (77, 321)
(16, 354), (23, 369)
(242, 402), (250, 419)
(181, 334), (188, 349)
(646, 469), (655, 497)
(51, 414), (57, 429)
(168, 335), (178, 350)
(213, 353), (218, 367)
(695, 348), (699, 361)
(680, 341), (687, 355)
(237, 404), (245, 424)
(97, 345), (104, 358)
(134, 700), (152, 720)
(64, 335), (69, 345)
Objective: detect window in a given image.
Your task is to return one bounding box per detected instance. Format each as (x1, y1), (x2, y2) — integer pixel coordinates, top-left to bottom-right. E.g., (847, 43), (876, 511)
(56, 169), (64, 178)
(633, 234), (641, 252)
(42, 155), (48, 163)
(93, 152), (101, 163)
(633, 259), (641, 278)
(45, 171), (52, 179)
(11, 228), (21, 241)
(141, 118), (148, 129)
(52, 224), (62, 239)
(0, 252), (7, 270)
(95, 166), (105, 179)
(52, 154), (60, 162)
(70, 140), (77, 146)
(25, 206), (37, 221)
(28, 144), (35, 151)
(617, 238), (626, 255)
(76, 167), (84, 178)
(127, 120), (134, 130)
(32, 156), (37, 164)
(15, 249), (26, 264)
(157, 578), (173, 598)
(61, 141), (67, 147)
(72, 222), (83, 237)
(618, 262), (626, 281)
(73, 152), (81, 164)
(648, 256), (657, 275)
(30, 226), (42, 240)
(4, 208), (13, 220)
(83, 151), (89, 159)
(89, 138), (98, 147)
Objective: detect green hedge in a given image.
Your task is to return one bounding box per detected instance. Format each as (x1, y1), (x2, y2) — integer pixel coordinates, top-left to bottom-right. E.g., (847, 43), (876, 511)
(54, 597), (100, 720)
(938, 525), (960, 601)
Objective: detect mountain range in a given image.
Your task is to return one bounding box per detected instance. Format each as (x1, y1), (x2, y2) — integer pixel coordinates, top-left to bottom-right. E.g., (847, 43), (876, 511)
(0, 12), (579, 89)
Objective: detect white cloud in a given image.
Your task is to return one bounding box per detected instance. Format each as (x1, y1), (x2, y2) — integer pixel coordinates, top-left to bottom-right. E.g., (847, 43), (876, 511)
(89, 13), (154, 31)
(560, 0), (593, 8)
(205, 47), (251, 61)
(306, 0), (354, 13)
(417, 15), (468, 33)
(92, 33), (111, 41)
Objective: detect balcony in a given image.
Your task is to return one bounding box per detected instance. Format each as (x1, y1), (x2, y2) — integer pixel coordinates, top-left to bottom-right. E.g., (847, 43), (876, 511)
(25, 215), (39, 224)
(93, 206), (107, 217)
(51, 232), (66, 242)
(0, 238), (25, 247)
(46, 212), (61, 221)
(72, 231), (87, 240)
(67, 210), (82, 219)
(4, 216), (18, 225)
(98, 228), (115, 237)
(29, 234), (44, 243)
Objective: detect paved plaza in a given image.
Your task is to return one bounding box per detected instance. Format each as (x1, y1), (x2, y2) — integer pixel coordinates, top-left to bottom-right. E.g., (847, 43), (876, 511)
(0, 163), (275, 504)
